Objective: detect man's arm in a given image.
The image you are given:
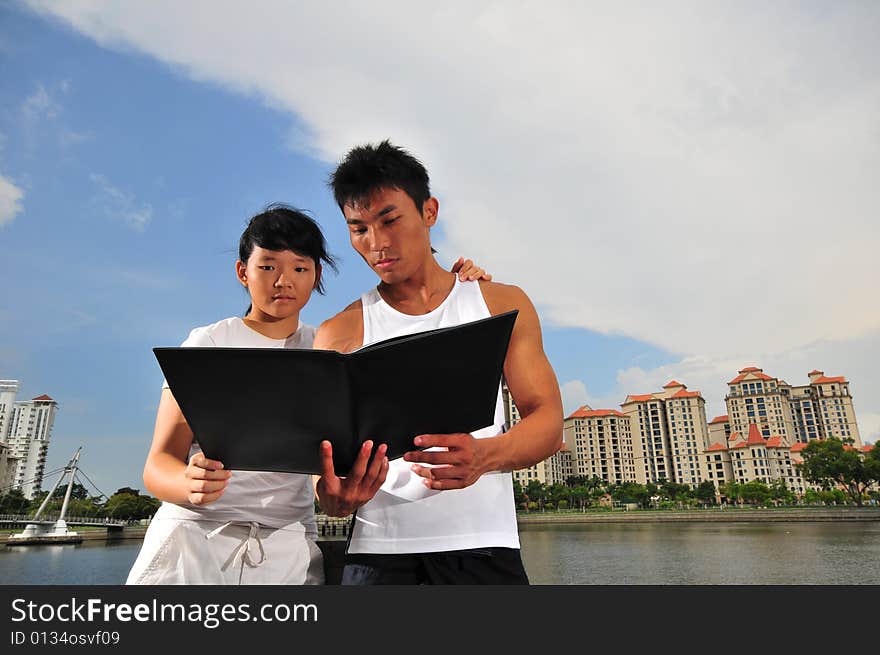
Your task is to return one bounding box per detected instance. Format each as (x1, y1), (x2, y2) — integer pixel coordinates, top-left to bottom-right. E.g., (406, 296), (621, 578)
(312, 299), (364, 354)
(404, 281), (563, 489)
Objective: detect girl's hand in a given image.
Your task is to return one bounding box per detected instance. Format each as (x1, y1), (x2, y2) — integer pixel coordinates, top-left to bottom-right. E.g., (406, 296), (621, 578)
(450, 256), (493, 282)
(184, 451), (232, 505)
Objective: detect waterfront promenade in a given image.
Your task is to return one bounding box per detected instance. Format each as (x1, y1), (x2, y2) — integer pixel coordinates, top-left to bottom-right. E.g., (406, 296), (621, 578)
(3, 507), (878, 544)
(517, 506), (880, 525)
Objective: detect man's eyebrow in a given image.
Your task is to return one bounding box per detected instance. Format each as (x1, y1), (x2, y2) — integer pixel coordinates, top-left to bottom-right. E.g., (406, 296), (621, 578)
(346, 204), (396, 223)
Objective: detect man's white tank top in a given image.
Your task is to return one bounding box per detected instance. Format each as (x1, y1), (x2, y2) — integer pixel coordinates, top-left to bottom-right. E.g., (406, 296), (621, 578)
(347, 277), (520, 554)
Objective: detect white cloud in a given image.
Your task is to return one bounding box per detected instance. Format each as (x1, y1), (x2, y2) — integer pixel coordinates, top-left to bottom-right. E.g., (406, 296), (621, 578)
(565, 329), (880, 443)
(560, 380), (589, 416)
(21, 83), (61, 123)
(89, 173), (152, 231)
(59, 129), (92, 147)
(0, 174), (25, 226)
(26, 1), (880, 424)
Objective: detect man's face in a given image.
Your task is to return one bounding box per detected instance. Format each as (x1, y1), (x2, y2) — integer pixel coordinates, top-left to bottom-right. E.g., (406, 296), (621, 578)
(343, 187), (437, 284)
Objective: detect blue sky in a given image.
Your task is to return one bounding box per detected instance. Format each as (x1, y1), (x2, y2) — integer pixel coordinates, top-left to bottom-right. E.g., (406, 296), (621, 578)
(2, 3), (877, 495)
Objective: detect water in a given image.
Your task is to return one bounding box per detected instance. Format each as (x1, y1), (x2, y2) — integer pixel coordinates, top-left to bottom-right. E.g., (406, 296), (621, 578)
(519, 522), (880, 584)
(2, 522), (879, 584)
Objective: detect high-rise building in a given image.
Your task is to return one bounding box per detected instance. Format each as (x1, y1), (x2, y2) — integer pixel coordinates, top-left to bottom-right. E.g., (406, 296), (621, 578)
(0, 380), (22, 493)
(7, 394), (58, 498)
(660, 381), (710, 486)
(563, 406), (636, 485)
(725, 425), (806, 495)
(701, 425), (807, 496)
(622, 381), (709, 485)
(621, 392), (671, 484)
(797, 370), (861, 445)
(0, 380), (19, 440)
(725, 367), (796, 441)
(708, 415), (730, 446)
(725, 367), (861, 446)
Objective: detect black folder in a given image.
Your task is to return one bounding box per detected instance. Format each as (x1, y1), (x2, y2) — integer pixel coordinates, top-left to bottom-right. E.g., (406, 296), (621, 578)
(153, 310), (518, 476)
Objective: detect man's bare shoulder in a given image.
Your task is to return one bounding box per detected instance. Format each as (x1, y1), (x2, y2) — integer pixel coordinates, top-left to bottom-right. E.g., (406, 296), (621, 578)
(314, 299), (364, 353)
(477, 279), (534, 316)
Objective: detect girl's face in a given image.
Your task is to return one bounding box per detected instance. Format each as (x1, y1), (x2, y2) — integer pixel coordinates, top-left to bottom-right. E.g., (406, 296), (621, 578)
(235, 246), (319, 322)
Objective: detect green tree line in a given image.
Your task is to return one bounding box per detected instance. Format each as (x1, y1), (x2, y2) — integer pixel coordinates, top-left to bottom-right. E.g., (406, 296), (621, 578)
(0, 484), (160, 521)
(515, 437), (880, 511)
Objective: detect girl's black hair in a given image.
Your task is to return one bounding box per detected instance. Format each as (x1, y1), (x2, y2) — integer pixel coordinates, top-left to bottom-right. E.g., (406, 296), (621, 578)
(239, 203), (338, 307)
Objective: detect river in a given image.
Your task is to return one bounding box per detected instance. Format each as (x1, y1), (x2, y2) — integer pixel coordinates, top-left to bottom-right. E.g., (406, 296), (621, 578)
(1, 521), (878, 584)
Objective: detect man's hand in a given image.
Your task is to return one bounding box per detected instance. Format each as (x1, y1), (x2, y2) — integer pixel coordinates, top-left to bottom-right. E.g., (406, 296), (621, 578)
(184, 451), (232, 506)
(316, 440), (389, 517)
(403, 433), (488, 490)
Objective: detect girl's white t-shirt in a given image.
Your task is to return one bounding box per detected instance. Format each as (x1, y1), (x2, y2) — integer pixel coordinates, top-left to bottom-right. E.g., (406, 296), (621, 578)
(154, 316), (317, 531)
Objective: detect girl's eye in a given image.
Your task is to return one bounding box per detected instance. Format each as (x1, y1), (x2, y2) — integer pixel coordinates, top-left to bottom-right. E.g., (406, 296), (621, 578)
(295, 267), (307, 273)
(258, 265), (274, 271)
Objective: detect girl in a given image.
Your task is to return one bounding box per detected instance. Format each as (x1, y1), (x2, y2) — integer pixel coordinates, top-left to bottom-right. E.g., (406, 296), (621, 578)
(126, 203), (489, 585)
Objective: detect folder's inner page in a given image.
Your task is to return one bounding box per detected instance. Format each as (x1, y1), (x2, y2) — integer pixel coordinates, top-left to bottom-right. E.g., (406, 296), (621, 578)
(156, 347), (353, 475)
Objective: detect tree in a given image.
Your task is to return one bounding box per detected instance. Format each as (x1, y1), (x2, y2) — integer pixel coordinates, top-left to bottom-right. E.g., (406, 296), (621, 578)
(512, 480), (526, 509)
(102, 492), (159, 520)
(695, 481), (716, 506)
(740, 480), (771, 506)
(0, 488), (30, 514)
(114, 487), (141, 497)
(720, 481), (742, 504)
(864, 444), (880, 485)
(51, 482), (88, 501)
(610, 482), (649, 508)
(769, 479), (795, 506)
(660, 480), (692, 503)
(525, 480), (547, 511)
(571, 486), (590, 512)
(797, 437), (875, 506)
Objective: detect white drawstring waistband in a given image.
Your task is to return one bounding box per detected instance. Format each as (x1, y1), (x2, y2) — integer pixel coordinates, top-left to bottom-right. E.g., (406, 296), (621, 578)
(205, 521), (267, 585)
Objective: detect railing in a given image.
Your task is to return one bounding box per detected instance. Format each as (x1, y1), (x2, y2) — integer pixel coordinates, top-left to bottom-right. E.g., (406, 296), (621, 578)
(315, 515), (352, 537)
(0, 513), (133, 526)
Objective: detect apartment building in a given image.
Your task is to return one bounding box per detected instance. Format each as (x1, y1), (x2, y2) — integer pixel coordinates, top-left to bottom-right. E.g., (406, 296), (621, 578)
(563, 406), (636, 485)
(621, 381), (710, 485)
(0, 380), (21, 492)
(621, 393), (671, 484)
(725, 367), (861, 446)
(725, 367), (796, 442)
(799, 370), (861, 445)
(7, 393), (58, 498)
(708, 415), (730, 447)
(725, 425), (806, 495)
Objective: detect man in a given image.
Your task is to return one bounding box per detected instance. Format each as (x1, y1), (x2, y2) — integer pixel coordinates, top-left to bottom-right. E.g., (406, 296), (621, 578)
(314, 140), (562, 584)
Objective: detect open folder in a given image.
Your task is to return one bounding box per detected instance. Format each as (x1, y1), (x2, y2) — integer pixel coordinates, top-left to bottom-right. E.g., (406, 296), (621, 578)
(153, 310), (518, 476)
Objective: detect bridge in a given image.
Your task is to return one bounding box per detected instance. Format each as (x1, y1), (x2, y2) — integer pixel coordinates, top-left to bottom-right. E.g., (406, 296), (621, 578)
(0, 514), (133, 528)
(5, 448), (104, 545)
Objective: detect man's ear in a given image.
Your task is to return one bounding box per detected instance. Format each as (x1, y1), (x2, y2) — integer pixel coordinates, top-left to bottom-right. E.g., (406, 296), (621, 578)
(423, 197), (439, 227)
(235, 260), (248, 287)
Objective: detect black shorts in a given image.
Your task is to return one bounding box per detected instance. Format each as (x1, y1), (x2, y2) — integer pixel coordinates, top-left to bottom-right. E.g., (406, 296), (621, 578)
(341, 547), (530, 585)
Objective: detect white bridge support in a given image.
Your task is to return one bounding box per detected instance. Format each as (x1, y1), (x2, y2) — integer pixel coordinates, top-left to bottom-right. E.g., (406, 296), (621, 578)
(8, 448), (84, 544)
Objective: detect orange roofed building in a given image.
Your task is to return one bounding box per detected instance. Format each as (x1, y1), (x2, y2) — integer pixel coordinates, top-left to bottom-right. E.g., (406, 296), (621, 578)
(621, 380), (710, 486)
(725, 367), (861, 447)
(563, 405), (635, 485)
